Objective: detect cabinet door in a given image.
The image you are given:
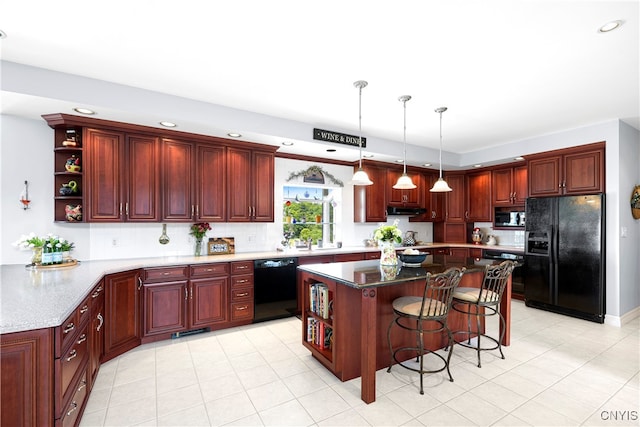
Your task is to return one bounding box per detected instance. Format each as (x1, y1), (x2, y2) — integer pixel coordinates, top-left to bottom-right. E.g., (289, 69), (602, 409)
(86, 128), (125, 221)
(227, 147), (252, 221)
(492, 168), (514, 206)
(354, 165), (387, 222)
(162, 138), (194, 221)
(126, 134), (160, 221)
(563, 148), (604, 195)
(528, 156), (562, 197)
(387, 169), (420, 207)
(465, 170), (491, 221)
(512, 165), (528, 205)
(426, 173), (445, 221)
(143, 281), (188, 336)
(196, 144), (226, 222)
(190, 277), (228, 328)
(89, 282), (105, 388)
(1, 328), (53, 427)
(252, 151), (275, 222)
(104, 270), (141, 361)
(444, 174), (465, 222)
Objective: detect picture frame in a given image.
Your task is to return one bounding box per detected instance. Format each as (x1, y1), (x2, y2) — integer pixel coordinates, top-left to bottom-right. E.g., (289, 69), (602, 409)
(207, 237), (235, 255)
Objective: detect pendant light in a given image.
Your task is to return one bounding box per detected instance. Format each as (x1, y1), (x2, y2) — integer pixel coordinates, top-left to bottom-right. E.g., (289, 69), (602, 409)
(430, 107), (453, 192)
(393, 95), (417, 189)
(350, 80), (373, 186)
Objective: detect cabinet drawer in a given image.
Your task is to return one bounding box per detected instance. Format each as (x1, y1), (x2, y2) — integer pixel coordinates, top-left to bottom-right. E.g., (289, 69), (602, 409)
(231, 287), (253, 301)
(54, 293), (89, 358)
(335, 253), (364, 262)
(231, 302), (253, 321)
(56, 323), (89, 415)
(77, 296), (91, 330)
(364, 251), (381, 260)
(190, 262), (229, 278)
(231, 261), (253, 275)
(231, 274), (253, 288)
(143, 266), (189, 282)
(59, 366), (88, 427)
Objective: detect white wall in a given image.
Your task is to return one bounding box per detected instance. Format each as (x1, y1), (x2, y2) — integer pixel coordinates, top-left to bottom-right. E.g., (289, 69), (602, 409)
(1, 114), (638, 323)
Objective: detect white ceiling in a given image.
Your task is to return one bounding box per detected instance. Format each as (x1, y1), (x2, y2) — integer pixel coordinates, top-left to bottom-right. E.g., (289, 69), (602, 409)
(1, 0), (638, 168)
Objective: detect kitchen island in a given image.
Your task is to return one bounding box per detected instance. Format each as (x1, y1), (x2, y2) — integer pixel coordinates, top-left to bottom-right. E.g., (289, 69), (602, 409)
(298, 256), (512, 404)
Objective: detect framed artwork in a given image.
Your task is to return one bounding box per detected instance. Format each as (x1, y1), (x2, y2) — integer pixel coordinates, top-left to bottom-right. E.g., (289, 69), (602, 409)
(207, 237), (235, 255)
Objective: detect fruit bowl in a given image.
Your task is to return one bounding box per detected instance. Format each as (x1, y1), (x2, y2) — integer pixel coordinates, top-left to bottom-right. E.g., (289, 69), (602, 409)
(398, 252), (428, 266)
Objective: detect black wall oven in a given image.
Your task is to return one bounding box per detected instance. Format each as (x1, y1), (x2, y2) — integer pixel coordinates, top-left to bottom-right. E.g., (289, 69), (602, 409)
(482, 249), (524, 299)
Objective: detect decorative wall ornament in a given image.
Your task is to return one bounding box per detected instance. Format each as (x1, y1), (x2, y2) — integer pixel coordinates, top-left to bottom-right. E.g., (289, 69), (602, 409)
(286, 165), (344, 187)
(631, 185), (640, 220)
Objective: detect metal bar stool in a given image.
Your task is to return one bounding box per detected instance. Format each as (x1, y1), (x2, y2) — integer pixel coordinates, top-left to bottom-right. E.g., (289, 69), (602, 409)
(451, 260), (515, 368)
(386, 267), (464, 394)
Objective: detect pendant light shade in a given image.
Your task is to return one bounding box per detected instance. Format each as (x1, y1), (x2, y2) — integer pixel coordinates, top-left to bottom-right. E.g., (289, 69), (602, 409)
(430, 107), (453, 192)
(393, 95), (417, 190)
(351, 80), (373, 186)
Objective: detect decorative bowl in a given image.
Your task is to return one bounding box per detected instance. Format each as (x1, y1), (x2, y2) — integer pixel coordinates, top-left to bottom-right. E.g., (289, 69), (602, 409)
(398, 252), (428, 266)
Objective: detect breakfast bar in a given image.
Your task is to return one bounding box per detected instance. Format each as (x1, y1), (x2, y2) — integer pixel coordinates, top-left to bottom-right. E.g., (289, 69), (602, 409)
(298, 255), (512, 404)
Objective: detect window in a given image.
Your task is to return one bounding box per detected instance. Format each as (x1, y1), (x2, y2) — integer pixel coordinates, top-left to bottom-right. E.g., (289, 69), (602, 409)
(283, 185), (340, 246)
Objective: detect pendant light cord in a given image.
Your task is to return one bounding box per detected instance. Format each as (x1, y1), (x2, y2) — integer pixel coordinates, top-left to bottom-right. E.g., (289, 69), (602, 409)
(436, 107), (447, 179)
(402, 98), (407, 174)
(358, 84), (363, 169)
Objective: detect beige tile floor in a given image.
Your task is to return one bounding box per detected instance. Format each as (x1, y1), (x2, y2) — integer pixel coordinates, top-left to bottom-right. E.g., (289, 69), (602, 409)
(80, 301), (639, 426)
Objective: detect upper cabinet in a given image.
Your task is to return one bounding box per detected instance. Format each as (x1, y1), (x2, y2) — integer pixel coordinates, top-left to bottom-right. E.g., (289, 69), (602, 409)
(354, 164), (388, 223)
(465, 170), (492, 222)
(443, 173), (466, 222)
(492, 164), (527, 206)
(386, 168), (422, 208)
(528, 142), (604, 197)
(227, 147), (274, 222)
(43, 114), (276, 223)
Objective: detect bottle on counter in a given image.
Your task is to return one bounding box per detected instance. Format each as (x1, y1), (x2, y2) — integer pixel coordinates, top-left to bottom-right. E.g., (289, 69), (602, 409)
(52, 241), (63, 264)
(41, 240), (53, 266)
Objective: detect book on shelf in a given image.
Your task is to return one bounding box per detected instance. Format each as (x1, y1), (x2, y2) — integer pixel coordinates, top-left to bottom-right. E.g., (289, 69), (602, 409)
(305, 317), (332, 351)
(309, 283), (333, 320)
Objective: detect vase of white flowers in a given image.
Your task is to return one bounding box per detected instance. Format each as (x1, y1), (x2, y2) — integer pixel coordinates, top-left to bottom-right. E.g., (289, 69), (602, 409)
(373, 220), (402, 266)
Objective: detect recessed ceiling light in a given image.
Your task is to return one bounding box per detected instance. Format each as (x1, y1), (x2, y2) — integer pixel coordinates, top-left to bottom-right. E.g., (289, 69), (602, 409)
(423, 163), (432, 167)
(282, 141), (294, 146)
(159, 121), (177, 128)
(395, 159), (404, 163)
(363, 153), (374, 158)
(73, 107), (95, 115)
(473, 164), (483, 168)
(598, 20), (623, 33)
(227, 132), (241, 138)
(326, 148), (336, 152)
(514, 156), (525, 161)
(0, 30), (7, 39)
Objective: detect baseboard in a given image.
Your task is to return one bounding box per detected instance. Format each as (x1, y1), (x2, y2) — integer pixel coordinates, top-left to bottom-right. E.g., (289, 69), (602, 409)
(604, 305), (640, 327)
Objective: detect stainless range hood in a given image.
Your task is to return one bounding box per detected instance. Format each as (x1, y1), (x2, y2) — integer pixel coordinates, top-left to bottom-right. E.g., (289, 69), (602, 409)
(386, 206), (427, 216)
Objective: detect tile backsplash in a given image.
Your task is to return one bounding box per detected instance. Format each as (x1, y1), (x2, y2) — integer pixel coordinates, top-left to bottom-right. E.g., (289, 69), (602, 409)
(473, 222), (525, 247)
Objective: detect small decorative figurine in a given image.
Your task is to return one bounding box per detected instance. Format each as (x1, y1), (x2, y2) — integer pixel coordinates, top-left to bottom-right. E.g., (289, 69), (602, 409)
(65, 155), (81, 173)
(65, 204), (82, 222)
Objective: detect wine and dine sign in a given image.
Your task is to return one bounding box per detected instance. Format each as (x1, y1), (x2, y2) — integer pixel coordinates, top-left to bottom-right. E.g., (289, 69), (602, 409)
(313, 128), (366, 148)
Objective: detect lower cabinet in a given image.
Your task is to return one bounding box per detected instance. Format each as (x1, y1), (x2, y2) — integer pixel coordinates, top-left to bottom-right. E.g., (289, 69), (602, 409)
(141, 263), (232, 342)
(229, 261), (254, 322)
(89, 281), (105, 389)
(0, 328), (53, 427)
(104, 270), (142, 362)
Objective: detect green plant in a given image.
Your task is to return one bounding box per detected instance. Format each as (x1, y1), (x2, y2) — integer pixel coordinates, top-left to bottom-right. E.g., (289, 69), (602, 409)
(373, 220), (402, 243)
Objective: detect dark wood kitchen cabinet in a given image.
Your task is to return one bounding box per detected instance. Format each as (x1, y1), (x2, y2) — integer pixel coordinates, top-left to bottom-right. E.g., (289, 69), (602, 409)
(528, 142), (604, 197)
(141, 264), (229, 342)
(425, 172), (445, 221)
(103, 270), (142, 362)
(354, 164), (388, 222)
(196, 144), (227, 222)
(85, 129), (160, 222)
(229, 261), (254, 322)
(465, 169), (492, 222)
(443, 173), (466, 222)
(227, 147), (275, 222)
(1, 328), (53, 427)
(89, 281), (105, 389)
(162, 138), (195, 221)
(387, 168), (422, 207)
(492, 164), (527, 206)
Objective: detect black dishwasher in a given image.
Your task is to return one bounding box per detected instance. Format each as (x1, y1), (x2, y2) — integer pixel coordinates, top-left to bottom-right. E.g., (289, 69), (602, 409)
(253, 258), (298, 322)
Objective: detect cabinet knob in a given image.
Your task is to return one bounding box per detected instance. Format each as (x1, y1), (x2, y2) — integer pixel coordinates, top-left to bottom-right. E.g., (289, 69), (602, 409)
(76, 334), (87, 344)
(80, 305), (89, 314)
(66, 349), (77, 362)
(63, 323), (75, 334)
(66, 402), (78, 417)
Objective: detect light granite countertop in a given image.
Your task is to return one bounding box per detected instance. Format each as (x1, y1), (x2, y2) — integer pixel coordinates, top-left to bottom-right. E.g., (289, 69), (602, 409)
(0, 243), (522, 335)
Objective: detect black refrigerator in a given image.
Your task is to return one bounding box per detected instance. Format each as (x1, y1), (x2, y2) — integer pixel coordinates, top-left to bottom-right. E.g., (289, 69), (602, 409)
(524, 194), (605, 323)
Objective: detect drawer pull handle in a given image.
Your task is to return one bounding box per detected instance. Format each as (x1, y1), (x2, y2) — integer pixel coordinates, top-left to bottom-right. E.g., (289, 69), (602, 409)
(237, 279), (248, 284)
(77, 334), (87, 344)
(67, 401), (78, 417)
(66, 349), (77, 362)
(206, 268), (213, 272)
(236, 292), (249, 297)
(63, 323), (75, 334)
(236, 265), (248, 270)
(97, 313), (104, 332)
(78, 379), (87, 391)
(80, 305), (89, 314)
(163, 272), (171, 276)
(236, 305), (248, 311)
